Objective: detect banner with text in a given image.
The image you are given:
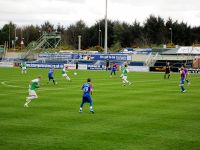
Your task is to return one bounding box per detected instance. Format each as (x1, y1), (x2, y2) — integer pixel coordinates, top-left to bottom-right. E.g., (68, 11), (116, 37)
(38, 53), (131, 61)
(27, 63), (64, 69)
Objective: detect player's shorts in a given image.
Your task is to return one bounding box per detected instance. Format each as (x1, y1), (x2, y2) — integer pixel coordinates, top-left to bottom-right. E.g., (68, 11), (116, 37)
(122, 75), (127, 80)
(62, 73), (67, 77)
(28, 89), (38, 98)
(22, 67), (27, 70)
(111, 70), (116, 74)
(82, 95), (92, 104)
(48, 76), (54, 80)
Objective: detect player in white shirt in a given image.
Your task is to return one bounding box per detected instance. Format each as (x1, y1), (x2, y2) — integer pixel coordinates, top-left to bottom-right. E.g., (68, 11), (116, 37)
(62, 66), (71, 81)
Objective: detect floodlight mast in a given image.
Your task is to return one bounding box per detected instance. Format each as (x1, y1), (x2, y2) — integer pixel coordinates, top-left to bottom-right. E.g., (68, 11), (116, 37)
(169, 28), (173, 45)
(104, 0), (108, 54)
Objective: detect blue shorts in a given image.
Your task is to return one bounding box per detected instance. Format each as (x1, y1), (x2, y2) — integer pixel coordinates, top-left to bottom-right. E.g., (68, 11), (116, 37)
(82, 95), (92, 103)
(111, 70), (116, 74)
(81, 94), (93, 107)
(48, 76), (54, 80)
(180, 79), (184, 85)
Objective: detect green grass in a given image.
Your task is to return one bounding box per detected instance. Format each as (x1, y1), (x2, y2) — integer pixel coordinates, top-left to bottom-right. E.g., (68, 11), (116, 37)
(0, 68), (200, 150)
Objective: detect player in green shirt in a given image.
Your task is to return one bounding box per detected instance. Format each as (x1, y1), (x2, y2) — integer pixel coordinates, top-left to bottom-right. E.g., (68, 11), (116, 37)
(121, 64), (131, 86)
(20, 62), (27, 74)
(24, 76), (42, 107)
(62, 66), (71, 81)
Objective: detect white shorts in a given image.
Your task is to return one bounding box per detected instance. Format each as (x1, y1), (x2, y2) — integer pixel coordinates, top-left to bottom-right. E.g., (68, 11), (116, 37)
(122, 76), (127, 80)
(29, 89), (37, 97)
(22, 67), (26, 70)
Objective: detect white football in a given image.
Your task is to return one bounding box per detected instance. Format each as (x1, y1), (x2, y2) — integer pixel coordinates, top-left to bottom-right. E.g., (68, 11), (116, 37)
(74, 72), (77, 75)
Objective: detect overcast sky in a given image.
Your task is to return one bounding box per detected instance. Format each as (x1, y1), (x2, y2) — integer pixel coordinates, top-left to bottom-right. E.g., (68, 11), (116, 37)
(0, 0), (200, 28)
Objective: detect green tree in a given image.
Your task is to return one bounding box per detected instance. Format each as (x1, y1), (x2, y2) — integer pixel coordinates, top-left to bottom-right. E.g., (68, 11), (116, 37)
(144, 15), (165, 45)
(0, 22), (16, 48)
(41, 21), (54, 32)
(65, 20), (88, 49)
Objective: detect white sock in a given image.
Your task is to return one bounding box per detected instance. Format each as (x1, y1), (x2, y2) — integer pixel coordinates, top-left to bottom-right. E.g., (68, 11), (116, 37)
(124, 79), (129, 83)
(25, 99), (31, 105)
(66, 76), (70, 81)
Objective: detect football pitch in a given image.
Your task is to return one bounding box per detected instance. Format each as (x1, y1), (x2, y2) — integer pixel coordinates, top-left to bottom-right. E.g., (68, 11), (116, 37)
(0, 68), (200, 150)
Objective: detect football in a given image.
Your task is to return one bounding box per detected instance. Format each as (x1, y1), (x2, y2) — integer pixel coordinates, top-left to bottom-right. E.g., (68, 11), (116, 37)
(74, 72), (77, 76)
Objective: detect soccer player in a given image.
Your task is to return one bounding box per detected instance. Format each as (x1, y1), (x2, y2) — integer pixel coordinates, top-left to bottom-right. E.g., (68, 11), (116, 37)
(182, 64), (190, 85)
(179, 67), (186, 93)
(110, 63), (117, 77)
(164, 62), (170, 79)
(47, 67), (56, 85)
(121, 64), (131, 86)
(79, 78), (94, 113)
(24, 76), (42, 107)
(62, 66), (71, 81)
(106, 60), (110, 71)
(20, 62), (27, 74)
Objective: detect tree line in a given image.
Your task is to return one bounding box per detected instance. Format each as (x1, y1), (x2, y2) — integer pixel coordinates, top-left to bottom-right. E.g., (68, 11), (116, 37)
(0, 15), (200, 51)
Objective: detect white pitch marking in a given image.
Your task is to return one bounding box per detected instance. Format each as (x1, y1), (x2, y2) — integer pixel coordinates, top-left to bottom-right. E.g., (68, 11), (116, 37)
(1, 81), (25, 88)
(0, 81), (65, 96)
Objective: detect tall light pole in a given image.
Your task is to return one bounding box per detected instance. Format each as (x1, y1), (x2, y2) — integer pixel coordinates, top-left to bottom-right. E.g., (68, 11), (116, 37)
(8, 23), (10, 49)
(20, 28), (24, 50)
(14, 27), (16, 50)
(104, 0), (108, 53)
(169, 28), (172, 45)
(100, 30), (102, 47)
(98, 22), (101, 46)
(78, 35), (81, 50)
(99, 29), (101, 46)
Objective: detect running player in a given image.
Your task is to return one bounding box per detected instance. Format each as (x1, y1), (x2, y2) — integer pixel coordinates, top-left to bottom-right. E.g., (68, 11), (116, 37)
(182, 64), (190, 85)
(62, 66), (71, 81)
(121, 64), (131, 86)
(24, 76), (42, 107)
(110, 63), (117, 77)
(179, 67), (186, 93)
(79, 78), (94, 113)
(47, 67), (56, 85)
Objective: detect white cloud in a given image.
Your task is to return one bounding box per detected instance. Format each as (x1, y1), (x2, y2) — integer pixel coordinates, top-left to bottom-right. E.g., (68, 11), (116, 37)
(0, 0), (200, 27)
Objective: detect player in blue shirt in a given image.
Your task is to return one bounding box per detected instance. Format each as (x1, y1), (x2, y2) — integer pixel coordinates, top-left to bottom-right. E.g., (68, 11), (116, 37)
(110, 63), (117, 77)
(79, 78), (94, 113)
(47, 67), (56, 85)
(179, 67), (186, 93)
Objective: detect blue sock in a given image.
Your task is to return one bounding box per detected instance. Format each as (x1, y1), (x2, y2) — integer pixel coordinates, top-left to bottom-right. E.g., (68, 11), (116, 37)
(181, 86), (185, 91)
(80, 102), (84, 108)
